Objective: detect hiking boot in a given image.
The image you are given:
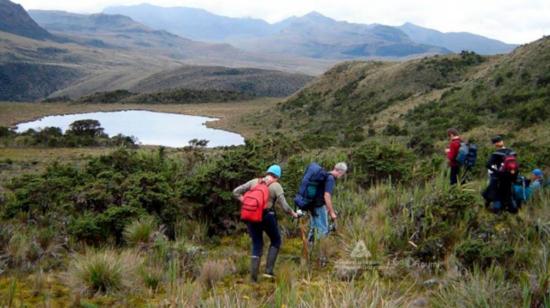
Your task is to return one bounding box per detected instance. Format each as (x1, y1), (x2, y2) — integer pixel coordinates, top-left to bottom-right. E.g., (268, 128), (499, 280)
(250, 256), (261, 282)
(263, 246), (279, 279)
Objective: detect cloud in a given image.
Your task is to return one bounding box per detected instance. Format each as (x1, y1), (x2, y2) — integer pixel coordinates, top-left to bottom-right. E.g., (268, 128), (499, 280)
(16, 0), (549, 44)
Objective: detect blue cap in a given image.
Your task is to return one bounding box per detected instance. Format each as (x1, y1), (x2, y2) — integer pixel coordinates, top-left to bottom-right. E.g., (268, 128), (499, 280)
(532, 169), (543, 177)
(267, 165), (282, 178)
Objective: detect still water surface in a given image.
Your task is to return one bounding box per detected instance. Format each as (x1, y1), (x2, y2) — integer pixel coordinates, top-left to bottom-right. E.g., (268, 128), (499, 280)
(15, 110), (245, 147)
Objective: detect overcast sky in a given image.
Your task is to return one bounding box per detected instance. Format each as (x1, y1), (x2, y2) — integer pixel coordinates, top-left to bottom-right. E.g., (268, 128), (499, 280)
(16, 0), (550, 44)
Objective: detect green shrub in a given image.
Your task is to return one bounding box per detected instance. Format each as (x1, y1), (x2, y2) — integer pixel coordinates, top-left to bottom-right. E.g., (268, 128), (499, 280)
(455, 238), (514, 270)
(351, 142), (415, 186)
(68, 213), (106, 245)
(387, 184), (478, 262)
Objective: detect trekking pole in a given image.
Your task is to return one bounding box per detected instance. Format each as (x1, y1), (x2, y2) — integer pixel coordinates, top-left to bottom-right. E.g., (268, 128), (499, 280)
(296, 209), (309, 266)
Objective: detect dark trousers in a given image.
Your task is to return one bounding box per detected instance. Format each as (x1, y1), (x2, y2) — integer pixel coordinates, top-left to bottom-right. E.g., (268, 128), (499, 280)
(450, 166), (460, 185)
(246, 211), (281, 257)
(483, 176), (518, 213)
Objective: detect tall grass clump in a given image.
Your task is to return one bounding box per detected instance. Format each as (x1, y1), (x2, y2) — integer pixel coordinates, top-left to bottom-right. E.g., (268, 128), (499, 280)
(431, 266), (516, 308)
(295, 275), (411, 307)
(198, 259), (235, 289)
(66, 250), (141, 295)
(123, 216), (158, 247)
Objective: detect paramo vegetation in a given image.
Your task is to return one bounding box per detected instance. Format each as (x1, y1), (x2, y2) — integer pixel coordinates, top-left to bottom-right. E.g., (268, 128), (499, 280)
(0, 130), (548, 306)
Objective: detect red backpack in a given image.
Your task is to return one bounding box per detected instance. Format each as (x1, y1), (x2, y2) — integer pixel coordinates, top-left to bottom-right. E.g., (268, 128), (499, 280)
(501, 155), (519, 175)
(240, 179), (271, 222)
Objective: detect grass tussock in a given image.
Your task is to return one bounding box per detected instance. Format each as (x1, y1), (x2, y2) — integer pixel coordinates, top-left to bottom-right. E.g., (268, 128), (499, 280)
(198, 259), (236, 289)
(123, 216), (159, 247)
(431, 266), (515, 308)
(66, 250), (142, 296)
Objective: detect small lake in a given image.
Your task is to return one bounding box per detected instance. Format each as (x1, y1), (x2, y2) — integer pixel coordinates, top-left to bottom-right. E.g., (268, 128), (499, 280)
(15, 110), (245, 148)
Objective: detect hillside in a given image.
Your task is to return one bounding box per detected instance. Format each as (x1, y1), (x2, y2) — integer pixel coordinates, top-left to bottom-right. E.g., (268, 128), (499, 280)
(129, 66), (314, 97)
(0, 28), (313, 101)
(399, 22), (517, 55)
(258, 36), (550, 156)
(0, 0), (53, 40)
(0, 62), (82, 101)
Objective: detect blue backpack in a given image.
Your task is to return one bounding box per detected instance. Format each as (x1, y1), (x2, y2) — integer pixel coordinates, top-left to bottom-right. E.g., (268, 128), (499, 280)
(456, 142), (477, 168)
(294, 163), (328, 211)
(513, 176), (531, 203)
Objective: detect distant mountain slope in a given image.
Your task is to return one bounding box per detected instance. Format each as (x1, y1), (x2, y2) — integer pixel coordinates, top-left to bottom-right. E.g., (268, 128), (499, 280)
(28, 10), (332, 76)
(104, 4), (515, 58)
(399, 23), (517, 55)
(104, 3), (273, 41)
(0, 28), (316, 101)
(103, 5), (449, 59)
(231, 12), (450, 59)
(28, 10), (259, 60)
(0, 0), (53, 40)
(130, 66), (313, 97)
(257, 37), (548, 148)
(29, 10), (153, 33)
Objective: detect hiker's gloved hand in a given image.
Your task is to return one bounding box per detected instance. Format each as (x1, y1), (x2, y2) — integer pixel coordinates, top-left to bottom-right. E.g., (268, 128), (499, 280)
(294, 210), (305, 218)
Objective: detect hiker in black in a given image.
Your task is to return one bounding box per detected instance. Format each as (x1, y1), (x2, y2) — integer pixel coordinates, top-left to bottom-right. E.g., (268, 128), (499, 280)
(483, 136), (518, 213)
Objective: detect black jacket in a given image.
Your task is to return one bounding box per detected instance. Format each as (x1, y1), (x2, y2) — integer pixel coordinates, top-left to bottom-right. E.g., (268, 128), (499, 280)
(486, 148), (515, 175)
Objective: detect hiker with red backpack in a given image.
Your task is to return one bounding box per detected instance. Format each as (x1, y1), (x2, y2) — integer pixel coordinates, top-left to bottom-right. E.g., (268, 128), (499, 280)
(445, 128), (478, 185)
(233, 165), (299, 282)
(445, 128), (462, 185)
(483, 135), (519, 213)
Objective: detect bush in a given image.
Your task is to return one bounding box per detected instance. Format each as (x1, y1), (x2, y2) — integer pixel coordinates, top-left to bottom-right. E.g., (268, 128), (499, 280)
(351, 142), (415, 186)
(387, 184), (479, 262)
(455, 238), (514, 270)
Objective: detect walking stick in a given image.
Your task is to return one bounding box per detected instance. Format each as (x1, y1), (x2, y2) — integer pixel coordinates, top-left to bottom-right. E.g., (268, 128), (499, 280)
(297, 210), (309, 266)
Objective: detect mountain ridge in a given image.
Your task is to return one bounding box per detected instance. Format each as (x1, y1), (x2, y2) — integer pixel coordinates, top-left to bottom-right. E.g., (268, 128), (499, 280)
(104, 4), (517, 58)
(0, 0), (54, 40)
(399, 22), (517, 55)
